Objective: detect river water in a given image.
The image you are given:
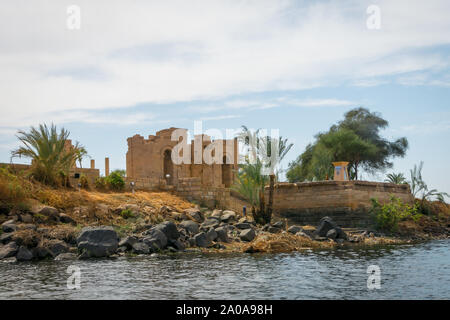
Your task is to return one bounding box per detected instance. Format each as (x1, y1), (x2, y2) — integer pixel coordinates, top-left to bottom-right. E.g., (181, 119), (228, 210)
(1, 240), (449, 299)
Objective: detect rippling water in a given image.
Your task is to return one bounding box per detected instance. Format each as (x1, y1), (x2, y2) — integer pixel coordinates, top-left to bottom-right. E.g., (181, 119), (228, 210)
(1, 240), (449, 299)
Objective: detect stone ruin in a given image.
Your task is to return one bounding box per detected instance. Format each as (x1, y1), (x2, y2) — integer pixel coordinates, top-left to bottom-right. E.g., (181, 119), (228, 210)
(126, 127), (239, 189)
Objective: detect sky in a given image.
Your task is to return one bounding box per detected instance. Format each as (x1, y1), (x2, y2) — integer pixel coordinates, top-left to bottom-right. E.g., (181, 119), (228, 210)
(0, 0), (449, 194)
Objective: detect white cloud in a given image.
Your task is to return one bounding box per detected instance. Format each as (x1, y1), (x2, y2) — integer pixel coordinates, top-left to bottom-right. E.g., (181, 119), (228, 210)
(187, 97), (354, 114)
(1, 0), (450, 127)
(199, 114), (242, 121)
(282, 98), (355, 108)
(390, 121), (450, 135)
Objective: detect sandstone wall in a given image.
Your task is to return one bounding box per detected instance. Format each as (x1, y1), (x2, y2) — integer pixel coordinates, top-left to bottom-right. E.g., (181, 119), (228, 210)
(174, 177), (249, 214)
(174, 179), (415, 227)
(69, 168), (100, 187)
(124, 177), (162, 191)
(269, 181), (414, 227)
(0, 163), (31, 172)
(126, 128), (239, 188)
(1, 163), (100, 188)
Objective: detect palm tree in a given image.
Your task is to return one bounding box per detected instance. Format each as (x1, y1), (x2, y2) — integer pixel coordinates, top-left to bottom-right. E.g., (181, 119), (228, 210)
(234, 126), (293, 224)
(74, 142), (89, 168)
(409, 162), (426, 197)
(408, 161), (449, 206)
(385, 172), (406, 184)
(232, 159), (268, 218)
(11, 123), (88, 186)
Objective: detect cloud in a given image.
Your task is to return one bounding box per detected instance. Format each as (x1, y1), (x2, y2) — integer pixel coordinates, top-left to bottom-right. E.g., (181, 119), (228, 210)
(280, 98), (355, 108)
(198, 115), (242, 121)
(1, 0), (450, 127)
(390, 120), (450, 135)
(188, 97), (354, 114)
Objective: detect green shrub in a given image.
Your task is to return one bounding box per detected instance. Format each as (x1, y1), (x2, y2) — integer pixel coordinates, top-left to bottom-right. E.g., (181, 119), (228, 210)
(0, 168), (29, 209)
(79, 174), (89, 189)
(106, 171), (125, 191)
(120, 209), (135, 219)
(370, 196), (419, 232)
(94, 177), (108, 190)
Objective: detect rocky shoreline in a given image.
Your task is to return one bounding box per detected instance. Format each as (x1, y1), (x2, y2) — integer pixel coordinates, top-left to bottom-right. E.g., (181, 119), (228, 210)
(1, 201), (449, 263)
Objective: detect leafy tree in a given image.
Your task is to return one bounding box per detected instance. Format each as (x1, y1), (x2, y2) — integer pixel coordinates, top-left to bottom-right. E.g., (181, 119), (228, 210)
(317, 128), (378, 180)
(106, 170), (125, 191)
(11, 124), (88, 186)
(287, 108), (408, 181)
(286, 143), (315, 182)
(113, 169), (126, 177)
(385, 172), (407, 184)
(334, 108), (408, 176)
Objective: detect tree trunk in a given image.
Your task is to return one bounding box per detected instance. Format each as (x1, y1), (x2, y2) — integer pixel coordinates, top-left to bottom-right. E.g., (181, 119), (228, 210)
(259, 188), (265, 224)
(266, 174), (275, 224)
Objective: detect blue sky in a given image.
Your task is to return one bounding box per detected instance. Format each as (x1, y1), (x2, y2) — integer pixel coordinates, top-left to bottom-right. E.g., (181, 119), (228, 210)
(0, 0), (449, 194)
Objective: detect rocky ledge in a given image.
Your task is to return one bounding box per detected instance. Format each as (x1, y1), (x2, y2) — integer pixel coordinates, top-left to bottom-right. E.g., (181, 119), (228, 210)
(0, 204), (438, 262)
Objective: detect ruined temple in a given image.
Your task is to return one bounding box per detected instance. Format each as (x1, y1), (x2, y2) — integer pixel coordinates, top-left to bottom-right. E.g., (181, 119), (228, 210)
(126, 127), (239, 188)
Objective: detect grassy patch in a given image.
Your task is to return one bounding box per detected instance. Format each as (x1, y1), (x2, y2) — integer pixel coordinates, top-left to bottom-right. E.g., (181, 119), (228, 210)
(120, 209), (136, 219)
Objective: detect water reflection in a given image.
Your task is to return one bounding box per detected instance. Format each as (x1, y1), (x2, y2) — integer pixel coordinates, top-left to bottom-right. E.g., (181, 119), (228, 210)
(0, 240), (449, 299)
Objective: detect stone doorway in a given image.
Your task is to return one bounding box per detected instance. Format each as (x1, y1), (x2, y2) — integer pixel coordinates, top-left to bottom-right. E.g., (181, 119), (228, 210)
(163, 149), (173, 185)
(222, 156), (232, 188)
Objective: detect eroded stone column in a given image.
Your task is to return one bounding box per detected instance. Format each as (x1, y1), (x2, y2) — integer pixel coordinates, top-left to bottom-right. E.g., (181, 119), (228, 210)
(105, 157), (110, 176)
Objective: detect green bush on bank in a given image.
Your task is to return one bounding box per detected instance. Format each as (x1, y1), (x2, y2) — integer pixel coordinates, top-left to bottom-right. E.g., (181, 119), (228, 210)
(94, 177), (107, 190)
(94, 170), (125, 191)
(106, 171), (125, 191)
(370, 196), (419, 232)
(0, 167), (30, 210)
(120, 209), (135, 219)
(79, 174), (89, 189)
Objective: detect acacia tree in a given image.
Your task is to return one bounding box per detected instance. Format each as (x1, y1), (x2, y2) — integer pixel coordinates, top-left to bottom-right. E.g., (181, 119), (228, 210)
(287, 108), (408, 182)
(318, 128), (378, 180)
(335, 108), (408, 176)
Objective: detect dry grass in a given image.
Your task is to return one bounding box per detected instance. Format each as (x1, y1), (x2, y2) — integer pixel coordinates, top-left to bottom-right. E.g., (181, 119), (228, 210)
(44, 224), (79, 242)
(1, 169), (197, 233)
(12, 228), (41, 247)
(0, 168), (32, 207)
(241, 232), (336, 253)
(35, 189), (193, 212)
(31, 189), (196, 229)
(359, 236), (405, 245)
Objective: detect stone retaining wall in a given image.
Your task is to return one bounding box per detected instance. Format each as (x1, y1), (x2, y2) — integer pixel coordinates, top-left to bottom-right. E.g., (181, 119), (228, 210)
(124, 177), (162, 191)
(269, 181), (413, 227)
(1, 163), (100, 188)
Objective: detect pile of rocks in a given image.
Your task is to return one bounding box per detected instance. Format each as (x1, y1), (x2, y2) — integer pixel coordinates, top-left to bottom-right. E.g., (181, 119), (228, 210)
(0, 205), (261, 261)
(0, 203), (353, 262)
(0, 205), (79, 262)
(313, 216), (348, 243)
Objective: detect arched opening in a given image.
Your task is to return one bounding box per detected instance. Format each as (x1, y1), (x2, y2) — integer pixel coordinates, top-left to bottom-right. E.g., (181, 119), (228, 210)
(163, 149), (173, 185)
(222, 156), (232, 188)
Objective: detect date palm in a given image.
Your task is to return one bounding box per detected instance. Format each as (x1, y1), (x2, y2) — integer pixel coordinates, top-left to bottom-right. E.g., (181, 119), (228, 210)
(235, 126), (293, 224)
(408, 161), (449, 205)
(11, 123), (88, 186)
(385, 172), (406, 184)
